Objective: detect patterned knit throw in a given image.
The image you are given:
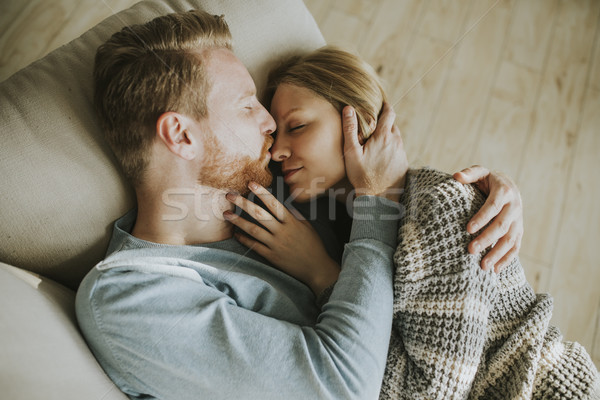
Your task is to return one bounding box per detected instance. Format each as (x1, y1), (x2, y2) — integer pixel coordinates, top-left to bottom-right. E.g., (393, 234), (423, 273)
(380, 168), (600, 400)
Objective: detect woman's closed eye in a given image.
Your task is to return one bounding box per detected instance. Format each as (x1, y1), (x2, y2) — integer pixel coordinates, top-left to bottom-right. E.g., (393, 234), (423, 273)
(288, 124), (305, 132)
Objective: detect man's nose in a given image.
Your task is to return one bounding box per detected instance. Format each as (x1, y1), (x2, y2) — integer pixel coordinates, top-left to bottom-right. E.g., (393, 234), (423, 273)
(261, 106), (276, 136)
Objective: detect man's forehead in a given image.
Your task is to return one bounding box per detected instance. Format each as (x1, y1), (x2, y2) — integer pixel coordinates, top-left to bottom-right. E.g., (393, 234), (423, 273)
(201, 48), (256, 90)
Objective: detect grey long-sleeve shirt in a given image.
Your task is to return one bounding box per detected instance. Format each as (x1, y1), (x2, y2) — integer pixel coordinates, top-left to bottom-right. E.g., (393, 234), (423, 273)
(76, 196), (401, 400)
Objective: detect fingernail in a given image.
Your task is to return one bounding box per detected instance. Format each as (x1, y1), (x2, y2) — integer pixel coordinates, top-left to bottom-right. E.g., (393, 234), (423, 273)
(344, 107), (354, 117)
(223, 210), (233, 219)
(226, 192), (237, 201)
(470, 222), (479, 232)
(249, 181), (258, 190)
(473, 242), (481, 252)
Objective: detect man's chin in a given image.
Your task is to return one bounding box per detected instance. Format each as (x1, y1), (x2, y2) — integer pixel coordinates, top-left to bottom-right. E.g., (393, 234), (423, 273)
(197, 147), (273, 194)
(227, 164), (272, 195)
(238, 167), (272, 194)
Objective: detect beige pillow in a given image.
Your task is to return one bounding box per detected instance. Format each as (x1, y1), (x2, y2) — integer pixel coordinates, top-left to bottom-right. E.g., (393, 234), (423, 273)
(0, 0), (325, 289)
(0, 262), (129, 399)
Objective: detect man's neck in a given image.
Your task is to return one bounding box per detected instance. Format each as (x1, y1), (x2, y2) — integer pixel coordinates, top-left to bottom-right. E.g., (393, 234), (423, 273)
(131, 184), (235, 246)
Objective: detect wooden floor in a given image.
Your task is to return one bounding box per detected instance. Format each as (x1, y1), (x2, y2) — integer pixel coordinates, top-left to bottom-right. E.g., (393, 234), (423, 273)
(1, 0), (598, 369)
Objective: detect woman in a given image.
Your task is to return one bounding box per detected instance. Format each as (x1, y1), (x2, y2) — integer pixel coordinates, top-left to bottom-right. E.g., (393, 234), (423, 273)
(225, 47), (600, 399)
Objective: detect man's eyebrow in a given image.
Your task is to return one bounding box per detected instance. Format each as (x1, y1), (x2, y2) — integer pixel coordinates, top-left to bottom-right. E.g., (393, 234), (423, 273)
(238, 88), (256, 101)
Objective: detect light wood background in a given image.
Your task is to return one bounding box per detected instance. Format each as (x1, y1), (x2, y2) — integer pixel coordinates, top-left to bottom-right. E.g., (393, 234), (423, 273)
(1, 0), (598, 369)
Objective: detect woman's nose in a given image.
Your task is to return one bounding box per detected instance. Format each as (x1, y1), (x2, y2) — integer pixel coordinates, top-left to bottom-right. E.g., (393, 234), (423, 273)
(271, 134), (290, 162)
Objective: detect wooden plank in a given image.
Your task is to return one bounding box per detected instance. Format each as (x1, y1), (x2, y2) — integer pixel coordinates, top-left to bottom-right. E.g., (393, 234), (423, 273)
(318, 8), (366, 50)
(419, 0), (472, 44)
(330, 0), (382, 24)
(302, 0), (333, 27)
(518, 0), (599, 265)
(418, 0), (514, 173)
(590, 13), (600, 90)
(504, 0), (559, 72)
(593, 304), (600, 370)
(520, 254), (552, 294)
(547, 86), (600, 352)
(470, 61), (541, 178)
(389, 34), (455, 167)
(357, 0), (425, 90)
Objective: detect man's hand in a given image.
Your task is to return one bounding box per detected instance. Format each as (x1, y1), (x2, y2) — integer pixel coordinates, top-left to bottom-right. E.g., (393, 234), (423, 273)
(342, 103), (408, 202)
(453, 165), (523, 273)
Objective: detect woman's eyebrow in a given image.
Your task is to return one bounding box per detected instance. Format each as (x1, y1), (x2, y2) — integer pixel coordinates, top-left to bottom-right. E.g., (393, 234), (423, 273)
(281, 107), (301, 120)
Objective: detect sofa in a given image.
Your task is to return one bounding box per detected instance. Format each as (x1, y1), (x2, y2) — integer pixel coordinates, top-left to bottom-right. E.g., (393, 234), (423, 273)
(0, 1), (325, 398)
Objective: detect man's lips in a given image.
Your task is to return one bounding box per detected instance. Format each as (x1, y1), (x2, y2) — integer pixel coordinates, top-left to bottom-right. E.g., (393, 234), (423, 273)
(282, 167), (302, 181)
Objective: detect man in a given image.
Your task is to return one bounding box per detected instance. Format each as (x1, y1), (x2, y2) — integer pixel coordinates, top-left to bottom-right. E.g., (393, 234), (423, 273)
(77, 10), (526, 400)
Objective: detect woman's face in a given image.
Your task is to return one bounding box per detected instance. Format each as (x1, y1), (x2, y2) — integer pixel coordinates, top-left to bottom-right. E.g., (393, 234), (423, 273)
(270, 83), (346, 202)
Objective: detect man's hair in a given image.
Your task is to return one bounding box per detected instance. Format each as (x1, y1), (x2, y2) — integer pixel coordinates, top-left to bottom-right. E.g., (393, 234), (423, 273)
(94, 10), (232, 186)
(264, 46), (386, 144)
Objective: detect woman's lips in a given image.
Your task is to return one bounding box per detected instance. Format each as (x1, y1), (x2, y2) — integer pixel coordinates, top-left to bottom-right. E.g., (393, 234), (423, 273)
(283, 167), (302, 182)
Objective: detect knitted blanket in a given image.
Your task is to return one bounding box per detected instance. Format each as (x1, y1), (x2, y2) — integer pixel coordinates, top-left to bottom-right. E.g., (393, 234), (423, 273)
(380, 168), (600, 400)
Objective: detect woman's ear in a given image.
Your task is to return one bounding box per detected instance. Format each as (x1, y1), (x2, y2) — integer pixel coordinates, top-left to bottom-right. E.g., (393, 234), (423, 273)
(156, 112), (199, 161)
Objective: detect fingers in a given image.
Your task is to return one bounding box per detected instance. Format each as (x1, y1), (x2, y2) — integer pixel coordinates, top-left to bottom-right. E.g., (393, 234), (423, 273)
(453, 165), (489, 184)
(492, 246), (519, 273)
(224, 209), (273, 247)
(225, 191), (276, 225)
(342, 106), (361, 157)
(478, 229), (518, 272)
(371, 102), (397, 140)
(466, 181), (513, 234)
(247, 182), (287, 222)
(234, 232), (271, 257)
(468, 200), (516, 251)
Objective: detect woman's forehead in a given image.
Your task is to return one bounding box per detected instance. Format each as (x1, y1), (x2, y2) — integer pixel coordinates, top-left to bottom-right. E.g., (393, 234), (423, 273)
(271, 83), (329, 115)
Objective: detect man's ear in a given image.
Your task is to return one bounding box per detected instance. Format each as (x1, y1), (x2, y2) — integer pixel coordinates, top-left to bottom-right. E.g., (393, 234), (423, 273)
(156, 112), (199, 161)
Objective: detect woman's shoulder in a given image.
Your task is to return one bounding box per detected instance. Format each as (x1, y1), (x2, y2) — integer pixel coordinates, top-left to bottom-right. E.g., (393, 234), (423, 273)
(402, 167), (486, 223)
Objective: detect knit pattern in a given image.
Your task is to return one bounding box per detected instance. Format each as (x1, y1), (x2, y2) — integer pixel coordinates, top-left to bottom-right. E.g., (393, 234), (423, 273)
(380, 168), (600, 400)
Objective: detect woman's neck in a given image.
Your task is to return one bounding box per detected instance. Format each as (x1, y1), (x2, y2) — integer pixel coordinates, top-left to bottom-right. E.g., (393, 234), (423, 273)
(329, 177), (355, 204)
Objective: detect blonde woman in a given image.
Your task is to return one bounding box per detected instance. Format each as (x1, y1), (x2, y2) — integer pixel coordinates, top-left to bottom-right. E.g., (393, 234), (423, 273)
(225, 47), (600, 399)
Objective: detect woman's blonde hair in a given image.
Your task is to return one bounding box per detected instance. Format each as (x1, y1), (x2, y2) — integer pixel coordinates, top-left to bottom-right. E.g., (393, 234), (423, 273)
(94, 10), (232, 186)
(264, 46), (386, 143)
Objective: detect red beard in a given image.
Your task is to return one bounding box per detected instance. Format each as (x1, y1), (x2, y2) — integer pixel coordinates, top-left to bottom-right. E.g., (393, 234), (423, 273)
(198, 133), (273, 194)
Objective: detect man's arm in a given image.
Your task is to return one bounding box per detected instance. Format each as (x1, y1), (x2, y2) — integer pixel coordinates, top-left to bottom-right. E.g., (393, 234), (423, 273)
(75, 198), (398, 400)
(454, 165), (523, 272)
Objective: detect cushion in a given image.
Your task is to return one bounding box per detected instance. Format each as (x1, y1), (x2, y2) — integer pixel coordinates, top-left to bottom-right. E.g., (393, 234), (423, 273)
(0, 262), (129, 399)
(0, 0), (325, 289)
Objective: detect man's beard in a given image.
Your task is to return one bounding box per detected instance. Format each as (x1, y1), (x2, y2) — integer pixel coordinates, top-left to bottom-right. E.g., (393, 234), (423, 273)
(198, 133), (273, 195)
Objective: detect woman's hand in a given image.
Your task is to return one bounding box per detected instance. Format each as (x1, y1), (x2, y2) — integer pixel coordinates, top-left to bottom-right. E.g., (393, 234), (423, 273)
(454, 165), (524, 273)
(342, 103), (408, 202)
(224, 182), (340, 296)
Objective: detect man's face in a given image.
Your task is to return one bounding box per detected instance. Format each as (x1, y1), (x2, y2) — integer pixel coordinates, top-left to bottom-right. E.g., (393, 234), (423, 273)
(195, 48), (276, 194)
